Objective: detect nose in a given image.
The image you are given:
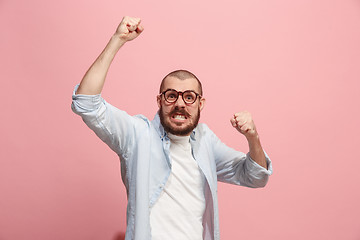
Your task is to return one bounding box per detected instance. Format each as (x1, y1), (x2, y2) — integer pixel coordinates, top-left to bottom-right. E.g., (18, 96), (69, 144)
(174, 93), (186, 107)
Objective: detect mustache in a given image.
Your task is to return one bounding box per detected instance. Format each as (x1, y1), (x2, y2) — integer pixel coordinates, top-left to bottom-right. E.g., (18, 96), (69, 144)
(169, 107), (191, 117)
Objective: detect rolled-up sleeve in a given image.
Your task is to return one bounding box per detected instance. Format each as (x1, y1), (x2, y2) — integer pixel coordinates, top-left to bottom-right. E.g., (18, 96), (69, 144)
(207, 125), (272, 188)
(242, 152), (273, 187)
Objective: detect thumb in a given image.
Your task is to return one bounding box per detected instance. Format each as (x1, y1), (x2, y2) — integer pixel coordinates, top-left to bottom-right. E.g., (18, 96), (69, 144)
(230, 118), (237, 127)
(136, 24), (144, 34)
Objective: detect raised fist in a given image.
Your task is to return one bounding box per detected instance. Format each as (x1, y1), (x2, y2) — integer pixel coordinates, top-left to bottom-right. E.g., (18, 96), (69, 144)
(115, 16), (144, 41)
(230, 111), (258, 138)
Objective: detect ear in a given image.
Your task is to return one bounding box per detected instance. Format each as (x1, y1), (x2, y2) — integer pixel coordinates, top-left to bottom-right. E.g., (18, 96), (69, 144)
(199, 98), (205, 111)
(157, 95), (161, 108)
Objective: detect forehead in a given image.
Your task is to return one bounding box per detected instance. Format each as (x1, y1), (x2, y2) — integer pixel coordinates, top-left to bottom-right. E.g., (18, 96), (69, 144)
(161, 76), (200, 93)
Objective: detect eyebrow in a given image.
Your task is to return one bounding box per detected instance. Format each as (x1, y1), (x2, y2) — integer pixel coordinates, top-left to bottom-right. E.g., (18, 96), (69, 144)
(162, 89), (199, 94)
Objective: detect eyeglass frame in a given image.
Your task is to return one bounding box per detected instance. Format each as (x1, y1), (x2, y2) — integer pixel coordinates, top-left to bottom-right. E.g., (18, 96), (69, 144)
(159, 88), (202, 104)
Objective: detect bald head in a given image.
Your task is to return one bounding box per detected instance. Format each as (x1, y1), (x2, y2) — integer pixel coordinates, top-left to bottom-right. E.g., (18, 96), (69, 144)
(159, 70), (203, 96)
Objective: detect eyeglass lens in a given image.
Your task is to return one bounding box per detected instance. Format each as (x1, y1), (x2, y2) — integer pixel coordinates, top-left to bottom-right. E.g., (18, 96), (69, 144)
(164, 90), (197, 104)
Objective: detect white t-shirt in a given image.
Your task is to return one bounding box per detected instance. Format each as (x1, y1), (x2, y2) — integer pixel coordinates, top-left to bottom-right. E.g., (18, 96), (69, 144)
(150, 133), (206, 240)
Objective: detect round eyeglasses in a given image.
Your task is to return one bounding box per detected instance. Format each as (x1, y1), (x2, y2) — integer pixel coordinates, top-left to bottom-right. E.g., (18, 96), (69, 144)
(160, 89), (202, 104)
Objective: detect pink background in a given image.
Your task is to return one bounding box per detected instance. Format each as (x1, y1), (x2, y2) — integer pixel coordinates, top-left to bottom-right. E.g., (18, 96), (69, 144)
(1, 0), (360, 239)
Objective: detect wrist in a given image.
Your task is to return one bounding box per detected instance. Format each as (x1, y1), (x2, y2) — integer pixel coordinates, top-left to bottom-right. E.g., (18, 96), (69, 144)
(245, 132), (260, 143)
(111, 34), (127, 46)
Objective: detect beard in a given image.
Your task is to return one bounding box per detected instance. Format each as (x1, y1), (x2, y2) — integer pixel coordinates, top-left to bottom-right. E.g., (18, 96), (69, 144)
(159, 105), (201, 136)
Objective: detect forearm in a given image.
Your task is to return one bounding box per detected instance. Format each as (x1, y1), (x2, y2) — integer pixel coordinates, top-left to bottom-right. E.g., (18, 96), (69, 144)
(230, 111), (267, 169)
(76, 16), (143, 95)
(246, 134), (267, 169)
(76, 36), (126, 95)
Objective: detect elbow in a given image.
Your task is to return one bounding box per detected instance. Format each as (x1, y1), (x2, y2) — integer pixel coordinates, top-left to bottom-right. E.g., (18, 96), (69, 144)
(247, 175), (269, 188)
(256, 179), (268, 188)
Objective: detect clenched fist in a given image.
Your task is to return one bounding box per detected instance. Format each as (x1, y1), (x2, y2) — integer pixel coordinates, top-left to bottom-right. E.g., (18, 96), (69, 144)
(115, 16), (144, 42)
(230, 111), (258, 138)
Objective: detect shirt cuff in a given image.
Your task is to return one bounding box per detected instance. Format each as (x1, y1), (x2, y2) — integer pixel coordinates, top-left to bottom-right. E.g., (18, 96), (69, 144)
(246, 151), (273, 175)
(71, 84), (104, 113)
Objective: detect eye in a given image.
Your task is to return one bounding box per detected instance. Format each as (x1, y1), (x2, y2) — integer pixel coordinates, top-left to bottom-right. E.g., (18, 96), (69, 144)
(183, 92), (196, 102)
(167, 93), (177, 99)
(164, 90), (178, 102)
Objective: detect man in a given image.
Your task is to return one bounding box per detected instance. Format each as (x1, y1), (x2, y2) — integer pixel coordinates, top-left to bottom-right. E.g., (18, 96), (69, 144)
(72, 16), (272, 240)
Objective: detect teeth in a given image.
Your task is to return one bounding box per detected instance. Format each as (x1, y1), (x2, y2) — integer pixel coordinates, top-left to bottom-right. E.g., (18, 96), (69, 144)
(174, 115), (186, 120)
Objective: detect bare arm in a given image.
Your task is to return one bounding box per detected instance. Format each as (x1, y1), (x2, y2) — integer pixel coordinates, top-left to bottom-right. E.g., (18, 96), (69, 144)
(76, 16), (144, 95)
(230, 111), (268, 169)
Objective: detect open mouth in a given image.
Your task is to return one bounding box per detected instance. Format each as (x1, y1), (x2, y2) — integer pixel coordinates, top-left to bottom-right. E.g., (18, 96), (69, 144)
(169, 108), (190, 121)
(172, 114), (187, 120)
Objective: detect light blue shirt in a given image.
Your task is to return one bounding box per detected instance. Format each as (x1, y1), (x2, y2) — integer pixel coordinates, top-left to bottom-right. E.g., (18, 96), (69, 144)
(71, 85), (273, 240)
